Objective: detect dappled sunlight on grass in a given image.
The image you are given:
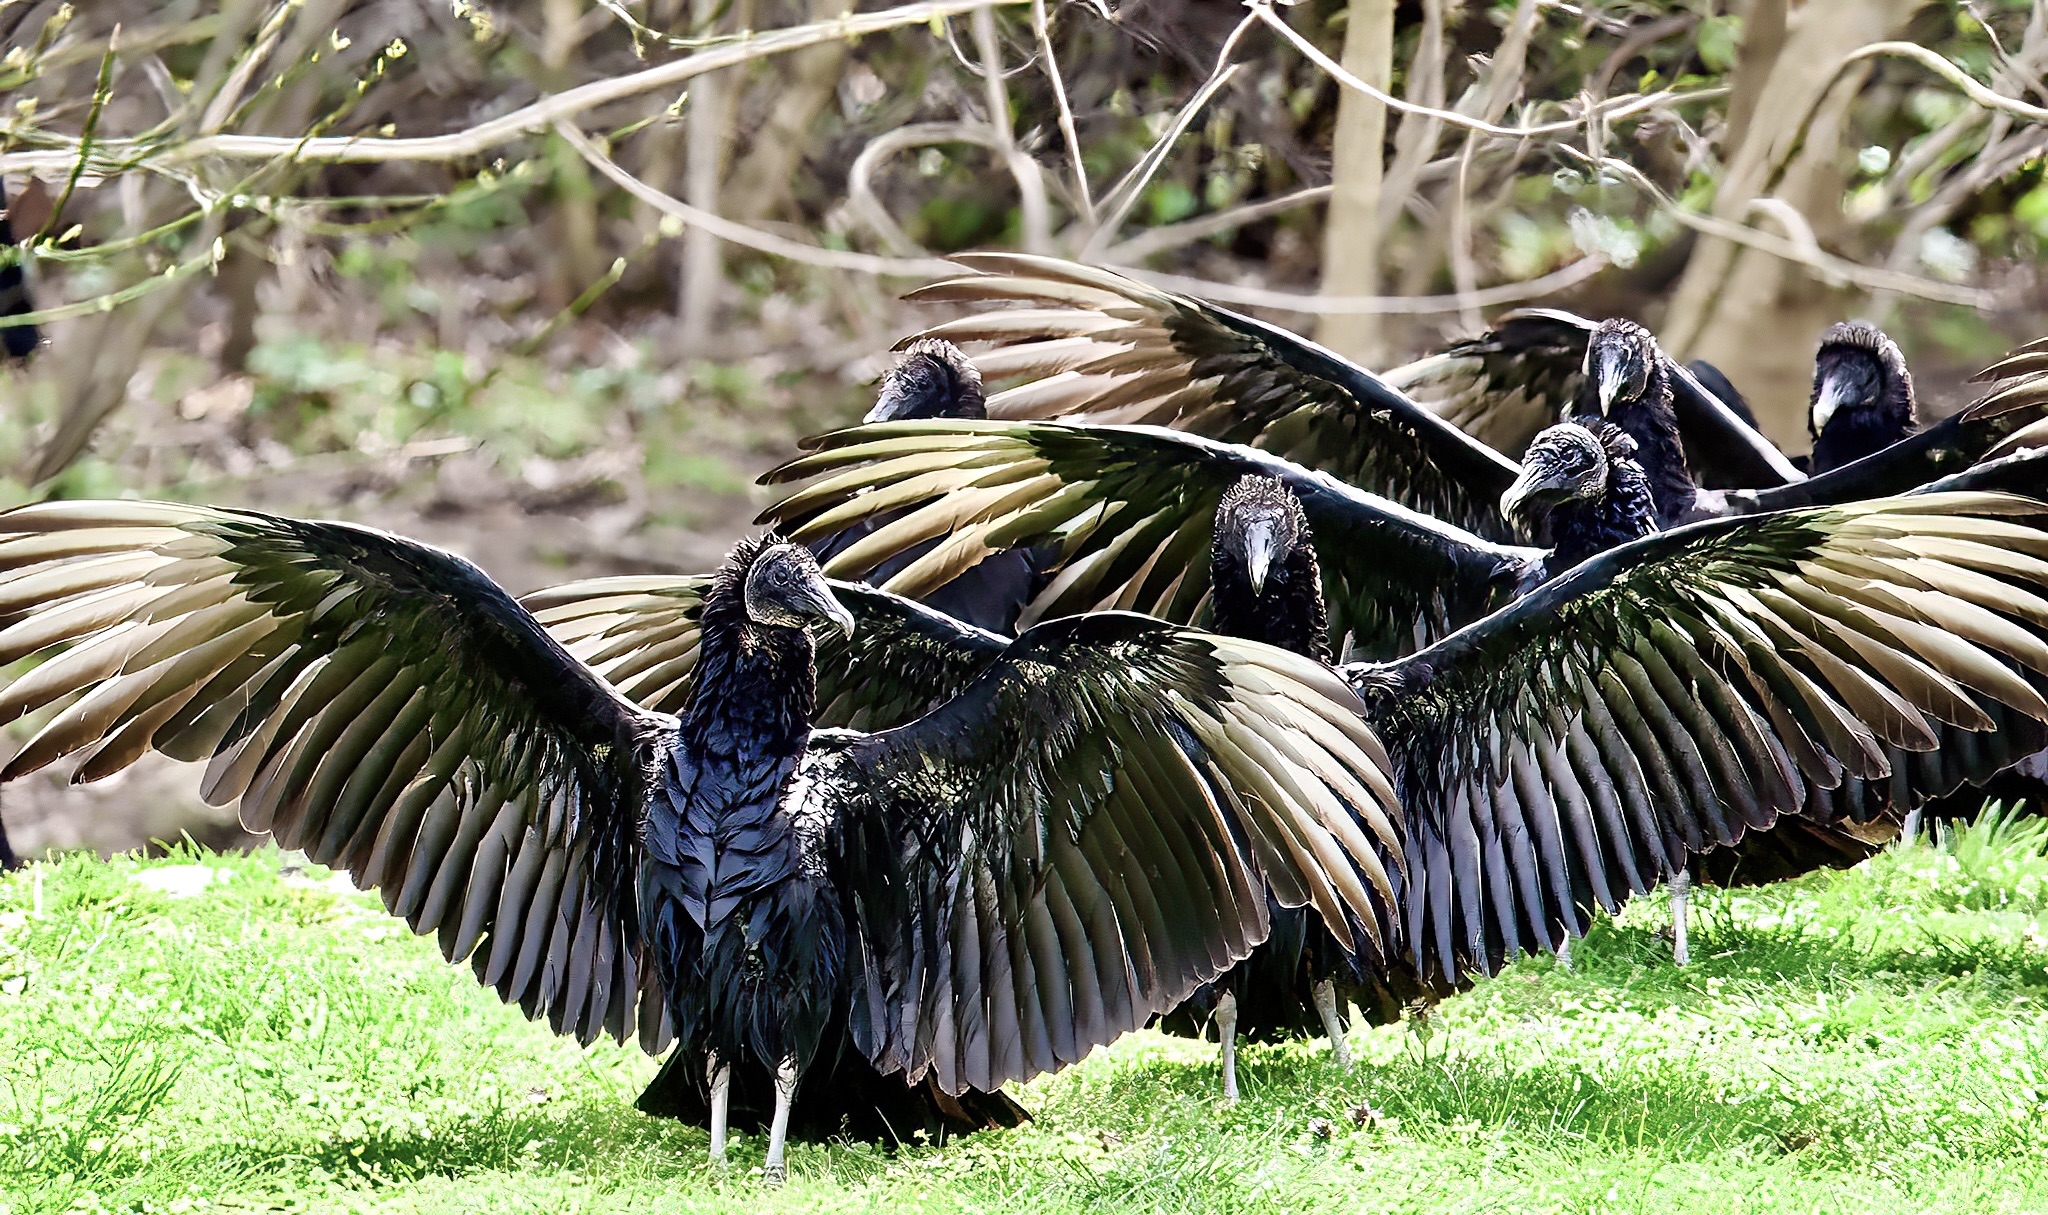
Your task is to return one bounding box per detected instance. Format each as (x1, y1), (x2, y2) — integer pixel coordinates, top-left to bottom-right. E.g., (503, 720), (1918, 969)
(5, 815), (2048, 1212)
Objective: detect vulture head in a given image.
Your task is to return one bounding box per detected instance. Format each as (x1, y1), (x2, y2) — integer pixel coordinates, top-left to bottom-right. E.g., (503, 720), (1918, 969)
(1809, 321), (1915, 448)
(1210, 475), (1330, 661)
(1214, 475), (1307, 596)
(1584, 318), (1658, 416)
(867, 338), (987, 422)
(1501, 422), (1618, 529)
(743, 540), (856, 637)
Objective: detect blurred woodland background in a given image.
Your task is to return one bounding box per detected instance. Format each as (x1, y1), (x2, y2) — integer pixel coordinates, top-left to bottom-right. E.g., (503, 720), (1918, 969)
(0, 0), (2045, 854)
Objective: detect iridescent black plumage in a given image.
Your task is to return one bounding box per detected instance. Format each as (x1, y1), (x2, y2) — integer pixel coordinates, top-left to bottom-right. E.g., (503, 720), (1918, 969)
(1808, 322), (1916, 475)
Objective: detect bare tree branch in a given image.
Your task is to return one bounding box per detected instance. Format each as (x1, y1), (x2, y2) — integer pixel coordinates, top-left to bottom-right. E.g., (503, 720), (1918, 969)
(0, 0), (1032, 174)
(556, 121), (956, 277)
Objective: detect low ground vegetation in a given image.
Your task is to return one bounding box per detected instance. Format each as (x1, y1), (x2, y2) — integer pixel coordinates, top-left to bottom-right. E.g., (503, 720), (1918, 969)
(4, 810), (2048, 1213)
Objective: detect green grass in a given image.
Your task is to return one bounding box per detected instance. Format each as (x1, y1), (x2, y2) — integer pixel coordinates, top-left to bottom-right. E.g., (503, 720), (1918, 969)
(6, 813), (2048, 1213)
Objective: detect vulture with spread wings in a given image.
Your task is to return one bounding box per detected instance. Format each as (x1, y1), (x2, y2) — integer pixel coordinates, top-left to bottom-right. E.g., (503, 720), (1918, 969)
(0, 502), (1404, 1182)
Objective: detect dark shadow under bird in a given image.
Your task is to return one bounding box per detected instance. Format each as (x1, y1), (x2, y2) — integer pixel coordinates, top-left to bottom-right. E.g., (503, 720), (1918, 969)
(0, 502), (1403, 1178)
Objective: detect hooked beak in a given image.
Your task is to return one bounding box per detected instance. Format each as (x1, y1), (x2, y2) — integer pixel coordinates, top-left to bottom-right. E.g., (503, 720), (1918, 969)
(1244, 523), (1279, 595)
(1811, 373), (1852, 437)
(1595, 354), (1624, 414)
(1499, 465), (1555, 529)
(799, 576), (858, 639)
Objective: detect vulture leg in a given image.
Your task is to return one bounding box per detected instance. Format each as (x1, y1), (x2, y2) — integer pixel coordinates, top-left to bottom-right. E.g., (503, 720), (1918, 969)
(762, 1057), (799, 1186)
(1668, 870), (1692, 966)
(707, 1054), (730, 1166)
(1902, 806), (1924, 843)
(1215, 989), (1240, 1103)
(1312, 979), (1351, 1071)
(1553, 935), (1574, 972)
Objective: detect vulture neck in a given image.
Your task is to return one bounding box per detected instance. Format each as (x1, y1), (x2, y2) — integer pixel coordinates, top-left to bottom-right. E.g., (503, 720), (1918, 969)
(1210, 541), (1333, 664)
(683, 579), (817, 760)
(1593, 364), (1695, 527)
(1813, 390), (1914, 473)
(1545, 459), (1657, 577)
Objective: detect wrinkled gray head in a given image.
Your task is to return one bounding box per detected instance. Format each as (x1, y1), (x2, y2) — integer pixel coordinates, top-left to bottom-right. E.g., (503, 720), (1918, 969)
(1500, 421), (1631, 529)
(1584, 318), (1657, 415)
(866, 338), (987, 423)
(1810, 320), (1914, 438)
(743, 542), (855, 636)
(1214, 475), (1306, 595)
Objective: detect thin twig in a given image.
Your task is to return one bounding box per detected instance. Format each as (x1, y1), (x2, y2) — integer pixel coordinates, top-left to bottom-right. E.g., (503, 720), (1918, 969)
(1573, 151), (1998, 308)
(0, 0), (1032, 174)
(844, 121), (1006, 255)
(1102, 185), (1333, 263)
(1126, 255), (1608, 316)
(1250, 1), (1722, 140)
(1083, 11), (1257, 258)
(38, 28), (121, 246)
(1836, 40), (2048, 121)
(970, 5), (1052, 251)
(1031, 0), (1092, 224)
(556, 121), (955, 277)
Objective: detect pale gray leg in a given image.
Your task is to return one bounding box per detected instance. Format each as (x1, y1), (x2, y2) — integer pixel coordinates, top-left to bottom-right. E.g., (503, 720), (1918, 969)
(1554, 933), (1574, 971)
(707, 1053), (730, 1167)
(1669, 870), (1692, 966)
(762, 1056), (799, 1186)
(1311, 979), (1351, 1071)
(1902, 806), (1924, 844)
(1216, 990), (1240, 1103)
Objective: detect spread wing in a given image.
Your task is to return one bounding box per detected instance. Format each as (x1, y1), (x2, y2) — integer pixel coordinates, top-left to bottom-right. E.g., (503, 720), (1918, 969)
(1360, 493), (2048, 985)
(804, 613), (1404, 1095)
(527, 575), (1008, 728)
(1389, 308), (1801, 489)
(907, 253), (1522, 540)
(0, 502), (673, 1051)
(759, 419), (1542, 662)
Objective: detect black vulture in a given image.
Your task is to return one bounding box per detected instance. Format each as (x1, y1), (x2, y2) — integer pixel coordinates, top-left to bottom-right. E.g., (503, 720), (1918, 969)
(1808, 322), (1917, 475)
(897, 257), (2046, 538)
(1152, 477), (1386, 1095)
(1499, 421), (1660, 579)
(0, 501), (1407, 1182)
(808, 339), (1048, 633)
(543, 489), (2048, 1002)
(1495, 419), (1901, 962)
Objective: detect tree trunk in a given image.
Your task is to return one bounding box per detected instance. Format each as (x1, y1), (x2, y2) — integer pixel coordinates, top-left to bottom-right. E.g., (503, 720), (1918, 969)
(1315, 0), (1395, 364)
(1662, 0), (1930, 449)
(679, 0), (751, 356)
(726, 0), (848, 224)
